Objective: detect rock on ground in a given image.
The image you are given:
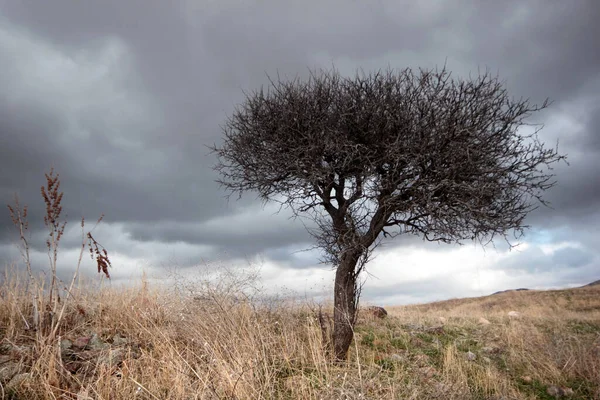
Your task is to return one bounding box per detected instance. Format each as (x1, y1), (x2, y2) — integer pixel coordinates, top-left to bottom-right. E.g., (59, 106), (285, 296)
(364, 306), (388, 318)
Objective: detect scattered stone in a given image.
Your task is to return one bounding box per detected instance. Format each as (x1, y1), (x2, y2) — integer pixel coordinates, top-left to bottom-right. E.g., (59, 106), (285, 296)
(98, 348), (126, 366)
(73, 336), (91, 350)
(546, 385), (574, 398)
(0, 362), (21, 384)
(364, 306), (388, 318)
(7, 344), (28, 358)
(482, 345), (501, 354)
(482, 356), (491, 363)
(5, 372), (32, 392)
(479, 317), (491, 325)
(508, 311), (521, 318)
(112, 334), (129, 346)
(465, 351), (477, 361)
(60, 338), (73, 352)
(405, 323), (424, 331)
(0, 354), (12, 364)
(521, 375), (533, 383)
(390, 353), (406, 362)
(562, 388), (574, 396)
(89, 333), (109, 350)
(438, 316), (447, 324)
(425, 325), (444, 334)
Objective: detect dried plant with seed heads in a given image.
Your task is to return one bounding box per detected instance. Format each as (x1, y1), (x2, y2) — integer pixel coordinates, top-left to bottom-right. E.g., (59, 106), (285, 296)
(87, 231), (112, 279)
(41, 168), (67, 309)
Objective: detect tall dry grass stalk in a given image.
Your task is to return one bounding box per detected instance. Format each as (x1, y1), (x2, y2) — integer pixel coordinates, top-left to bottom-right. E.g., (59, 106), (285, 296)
(7, 196), (39, 332)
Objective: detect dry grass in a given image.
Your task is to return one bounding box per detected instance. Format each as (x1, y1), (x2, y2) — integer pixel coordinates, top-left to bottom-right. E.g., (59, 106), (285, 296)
(388, 287), (600, 399)
(1, 271), (599, 399)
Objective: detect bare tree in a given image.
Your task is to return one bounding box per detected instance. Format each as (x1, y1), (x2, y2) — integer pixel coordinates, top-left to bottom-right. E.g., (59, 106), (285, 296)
(211, 66), (566, 361)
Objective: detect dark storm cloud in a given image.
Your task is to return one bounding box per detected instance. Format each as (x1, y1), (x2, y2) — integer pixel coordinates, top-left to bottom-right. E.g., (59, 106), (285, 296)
(490, 243), (598, 283)
(467, 1), (600, 101)
(525, 90), (600, 246)
(0, 12), (231, 245)
(1, 0), (599, 284)
(123, 210), (315, 261)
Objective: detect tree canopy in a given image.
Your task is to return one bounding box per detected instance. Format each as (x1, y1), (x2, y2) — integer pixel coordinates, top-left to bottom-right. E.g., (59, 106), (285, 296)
(212, 66), (566, 360)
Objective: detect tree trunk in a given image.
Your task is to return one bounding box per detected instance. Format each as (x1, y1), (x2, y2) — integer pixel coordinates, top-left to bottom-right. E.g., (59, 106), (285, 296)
(333, 249), (361, 361)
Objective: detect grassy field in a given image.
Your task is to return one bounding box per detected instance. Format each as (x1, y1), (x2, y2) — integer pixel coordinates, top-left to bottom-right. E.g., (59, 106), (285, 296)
(0, 269), (598, 399)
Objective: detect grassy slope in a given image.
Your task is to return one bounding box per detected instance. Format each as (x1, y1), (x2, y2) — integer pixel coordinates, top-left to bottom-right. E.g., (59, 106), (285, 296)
(1, 273), (599, 399)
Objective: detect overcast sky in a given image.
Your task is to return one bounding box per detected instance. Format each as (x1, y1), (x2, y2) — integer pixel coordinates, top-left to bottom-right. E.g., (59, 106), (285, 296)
(1, 0), (598, 305)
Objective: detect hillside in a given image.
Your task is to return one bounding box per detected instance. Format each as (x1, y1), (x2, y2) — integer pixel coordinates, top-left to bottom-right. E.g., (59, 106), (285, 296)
(395, 284), (600, 315)
(1, 274), (599, 399)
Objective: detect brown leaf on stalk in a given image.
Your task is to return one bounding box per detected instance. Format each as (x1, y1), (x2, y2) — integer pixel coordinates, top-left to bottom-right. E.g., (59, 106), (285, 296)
(87, 232), (112, 279)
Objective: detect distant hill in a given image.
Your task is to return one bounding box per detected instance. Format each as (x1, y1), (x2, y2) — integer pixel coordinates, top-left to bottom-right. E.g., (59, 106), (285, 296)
(491, 279), (600, 294)
(392, 282), (599, 314)
(491, 288), (529, 296)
